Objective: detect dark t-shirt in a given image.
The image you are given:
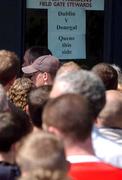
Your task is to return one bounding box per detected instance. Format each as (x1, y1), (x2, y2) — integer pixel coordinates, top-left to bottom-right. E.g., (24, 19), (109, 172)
(0, 162), (21, 180)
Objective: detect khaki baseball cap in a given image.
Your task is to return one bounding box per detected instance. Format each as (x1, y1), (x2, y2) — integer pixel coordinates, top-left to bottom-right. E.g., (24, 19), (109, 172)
(22, 55), (61, 74)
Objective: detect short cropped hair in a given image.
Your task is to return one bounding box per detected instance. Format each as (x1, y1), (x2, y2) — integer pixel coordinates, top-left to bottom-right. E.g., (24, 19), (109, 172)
(98, 90), (122, 128)
(17, 132), (68, 176)
(92, 63), (118, 90)
(56, 61), (81, 75)
(0, 50), (20, 86)
(28, 85), (52, 128)
(43, 94), (94, 142)
(50, 69), (105, 118)
(0, 110), (32, 152)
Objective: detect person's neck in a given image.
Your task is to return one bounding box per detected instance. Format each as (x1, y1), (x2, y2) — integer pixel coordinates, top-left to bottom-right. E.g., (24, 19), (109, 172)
(65, 136), (95, 157)
(0, 149), (16, 164)
(44, 79), (53, 86)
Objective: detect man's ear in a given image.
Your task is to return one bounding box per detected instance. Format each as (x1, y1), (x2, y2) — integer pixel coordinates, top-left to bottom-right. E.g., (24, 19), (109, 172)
(42, 72), (48, 84)
(48, 126), (60, 136)
(25, 104), (29, 115)
(43, 124), (62, 138)
(95, 117), (103, 128)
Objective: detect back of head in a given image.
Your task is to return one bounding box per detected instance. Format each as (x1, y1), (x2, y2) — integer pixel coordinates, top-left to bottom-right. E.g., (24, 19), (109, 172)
(98, 90), (122, 128)
(0, 50), (20, 87)
(17, 131), (68, 179)
(0, 110), (32, 152)
(56, 61), (81, 75)
(43, 94), (94, 142)
(92, 63), (118, 90)
(8, 77), (33, 111)
(50, 69), (105, 118)
(23, 46), (52, 67)
(28, 85), (52, 128)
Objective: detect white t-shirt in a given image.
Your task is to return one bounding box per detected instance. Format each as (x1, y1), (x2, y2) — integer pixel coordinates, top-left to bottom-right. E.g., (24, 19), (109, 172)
(67, 155), (100, 163)
(92, 127), (122, 168)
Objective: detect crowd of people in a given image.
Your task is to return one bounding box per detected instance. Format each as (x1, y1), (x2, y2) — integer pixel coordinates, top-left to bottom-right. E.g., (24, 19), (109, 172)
(0, 47), (122, 179)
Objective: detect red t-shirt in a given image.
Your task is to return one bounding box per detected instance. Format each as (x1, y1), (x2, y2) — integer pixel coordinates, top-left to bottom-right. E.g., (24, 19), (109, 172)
(69, 162), (122, 180)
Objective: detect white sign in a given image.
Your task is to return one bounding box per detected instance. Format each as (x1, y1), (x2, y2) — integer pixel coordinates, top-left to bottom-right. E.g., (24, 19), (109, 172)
(26, 0), (104, 59)
(48, 8), (86, 59)
(27, 0), (104, 11)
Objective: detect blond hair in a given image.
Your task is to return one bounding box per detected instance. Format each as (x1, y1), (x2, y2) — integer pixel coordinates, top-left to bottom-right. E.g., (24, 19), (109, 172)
(19, 168), (70, 180)
(56, 61), (80, 75)
(0, 50), (20, 86)
(17, 132), (68, 174)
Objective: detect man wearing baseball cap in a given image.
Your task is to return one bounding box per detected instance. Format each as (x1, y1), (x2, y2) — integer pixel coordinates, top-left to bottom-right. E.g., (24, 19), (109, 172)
(22, 55), (61, 87)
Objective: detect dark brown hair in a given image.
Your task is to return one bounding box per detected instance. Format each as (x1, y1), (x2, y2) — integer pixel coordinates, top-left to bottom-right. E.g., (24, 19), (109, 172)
(0, 110), (32, 152)
(92, 63), (118, 90)
(43, 94), (94, 142)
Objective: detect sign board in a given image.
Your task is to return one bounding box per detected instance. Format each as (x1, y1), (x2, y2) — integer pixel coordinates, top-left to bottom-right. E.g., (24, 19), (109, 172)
(27, 0), (104, 59)
(48, 8), (86, 59)
(27, 0), (104, 11)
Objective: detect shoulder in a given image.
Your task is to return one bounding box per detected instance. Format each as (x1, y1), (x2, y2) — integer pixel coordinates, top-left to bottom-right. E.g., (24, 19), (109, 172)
(0, 162), (21, 180)
(69, 162), (122, 180)
(92, 127), (122, 168)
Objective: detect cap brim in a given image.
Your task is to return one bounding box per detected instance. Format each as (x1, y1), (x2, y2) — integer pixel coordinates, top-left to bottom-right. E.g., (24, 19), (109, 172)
(22, 65), (38, 74)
